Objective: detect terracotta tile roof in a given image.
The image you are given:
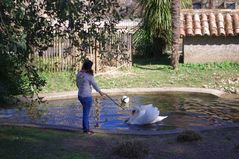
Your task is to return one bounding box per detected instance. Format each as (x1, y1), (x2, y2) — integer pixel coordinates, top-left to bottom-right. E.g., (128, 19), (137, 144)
(180, 9), (239, 37)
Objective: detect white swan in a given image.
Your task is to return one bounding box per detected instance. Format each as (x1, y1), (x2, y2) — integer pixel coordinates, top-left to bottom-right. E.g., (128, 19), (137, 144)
(126, 104), (167, 125)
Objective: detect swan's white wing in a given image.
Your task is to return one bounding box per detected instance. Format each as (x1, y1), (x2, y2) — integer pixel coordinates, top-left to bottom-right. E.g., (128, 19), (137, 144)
(141, 104), (160, 116)
(128, 105), (158, 125)
(140, 104), (153, 110)
(150, 116), (168, 123)
(127, 104), (166, 125)
(144, 106), (160, 123)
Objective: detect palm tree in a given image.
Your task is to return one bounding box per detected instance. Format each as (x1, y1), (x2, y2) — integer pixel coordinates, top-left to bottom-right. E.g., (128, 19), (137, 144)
(138, 0), (172, 58)
(181, 0), (192, 9)
(171, 0), (180, 69)
(134, 0), (191, 62)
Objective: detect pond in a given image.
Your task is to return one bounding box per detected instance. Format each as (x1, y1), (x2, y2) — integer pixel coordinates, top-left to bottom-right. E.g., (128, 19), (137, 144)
(0, 92), (239, 132)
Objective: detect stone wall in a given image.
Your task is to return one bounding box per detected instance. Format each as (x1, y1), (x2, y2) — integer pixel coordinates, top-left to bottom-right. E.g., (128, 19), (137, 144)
(183, 36), (239, 63)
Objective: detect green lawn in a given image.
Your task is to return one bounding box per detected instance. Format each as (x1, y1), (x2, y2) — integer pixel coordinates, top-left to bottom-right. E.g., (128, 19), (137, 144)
(0, 126), (92, 159)
(40, 60), (239, 94)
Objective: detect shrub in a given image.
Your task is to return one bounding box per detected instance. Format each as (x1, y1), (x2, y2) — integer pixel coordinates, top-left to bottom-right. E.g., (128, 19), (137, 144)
(112, 140), (148, 159)
(177, 130), (202, 142)
(234, 144), (239, 152)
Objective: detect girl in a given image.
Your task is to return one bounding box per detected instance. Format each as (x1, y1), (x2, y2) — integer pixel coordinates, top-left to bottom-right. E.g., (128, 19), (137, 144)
(76, 59), (104, 135)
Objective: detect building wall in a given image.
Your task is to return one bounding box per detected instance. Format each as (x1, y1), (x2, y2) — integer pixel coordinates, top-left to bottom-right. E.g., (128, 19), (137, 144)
(183, 36), (239, 63)
(193, 0), (239, 9)
(215, 0), (239, 9)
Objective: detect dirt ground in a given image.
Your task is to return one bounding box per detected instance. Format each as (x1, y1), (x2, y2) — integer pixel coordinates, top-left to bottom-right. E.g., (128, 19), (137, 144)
(62, 127), (239, 159)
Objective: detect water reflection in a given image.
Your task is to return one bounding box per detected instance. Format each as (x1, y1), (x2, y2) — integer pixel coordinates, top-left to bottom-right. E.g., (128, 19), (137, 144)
(0, 93), (238, 131)
(94, 98), (100, 128)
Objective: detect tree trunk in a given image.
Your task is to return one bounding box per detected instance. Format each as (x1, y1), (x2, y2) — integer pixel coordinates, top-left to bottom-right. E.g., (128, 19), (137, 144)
(171, 0), (180, 69)
(209, 0), (215, 9)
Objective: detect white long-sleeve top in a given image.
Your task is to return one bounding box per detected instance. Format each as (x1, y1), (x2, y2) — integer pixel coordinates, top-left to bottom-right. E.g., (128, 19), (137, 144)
(76, 71), (101, 97)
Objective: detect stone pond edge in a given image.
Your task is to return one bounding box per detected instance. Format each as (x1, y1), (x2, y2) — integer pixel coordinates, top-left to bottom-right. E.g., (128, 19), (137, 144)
(39, 87), (232, 101)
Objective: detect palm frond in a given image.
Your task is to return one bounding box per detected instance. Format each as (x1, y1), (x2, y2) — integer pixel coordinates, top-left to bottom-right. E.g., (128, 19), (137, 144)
(181, 0), (192, 9)
(139, 0), (172, 44)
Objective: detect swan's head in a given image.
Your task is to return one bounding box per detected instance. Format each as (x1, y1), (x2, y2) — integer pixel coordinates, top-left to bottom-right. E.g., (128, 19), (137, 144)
(121, 96), (129, 103)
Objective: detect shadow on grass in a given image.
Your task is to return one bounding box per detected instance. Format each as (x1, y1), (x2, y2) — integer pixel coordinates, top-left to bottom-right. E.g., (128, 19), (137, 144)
(132, 55), (172, 70)
(132, 52), (184, 67)
(133, 55), (171, 65)
(134, 64), (171, 71)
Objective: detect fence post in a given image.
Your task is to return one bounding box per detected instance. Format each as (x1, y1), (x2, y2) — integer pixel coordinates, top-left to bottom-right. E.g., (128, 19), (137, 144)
(94, 38), (99, 74)
(128, 32), (132, 67)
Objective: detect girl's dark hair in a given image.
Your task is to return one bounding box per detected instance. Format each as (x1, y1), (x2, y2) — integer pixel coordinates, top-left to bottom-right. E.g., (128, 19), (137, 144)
(82, 59), (94, 75)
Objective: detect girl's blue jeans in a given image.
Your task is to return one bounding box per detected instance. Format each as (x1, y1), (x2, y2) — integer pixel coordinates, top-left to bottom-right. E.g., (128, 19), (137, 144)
(78, 96), (93, 132)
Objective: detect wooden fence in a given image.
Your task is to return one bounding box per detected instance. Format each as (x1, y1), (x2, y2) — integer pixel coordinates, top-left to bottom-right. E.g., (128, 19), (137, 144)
(33, 31), (133, 73)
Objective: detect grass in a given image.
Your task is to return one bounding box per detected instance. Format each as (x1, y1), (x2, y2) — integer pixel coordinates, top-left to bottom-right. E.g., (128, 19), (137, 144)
(0, 126), (92, 159)
(40, 59), (239, 94)
(40, 71), (76, 93)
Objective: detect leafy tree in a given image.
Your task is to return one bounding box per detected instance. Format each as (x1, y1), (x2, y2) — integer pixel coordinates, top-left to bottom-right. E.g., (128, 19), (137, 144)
(0, 0), (51, 103)
(0, 0), (120, 104)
